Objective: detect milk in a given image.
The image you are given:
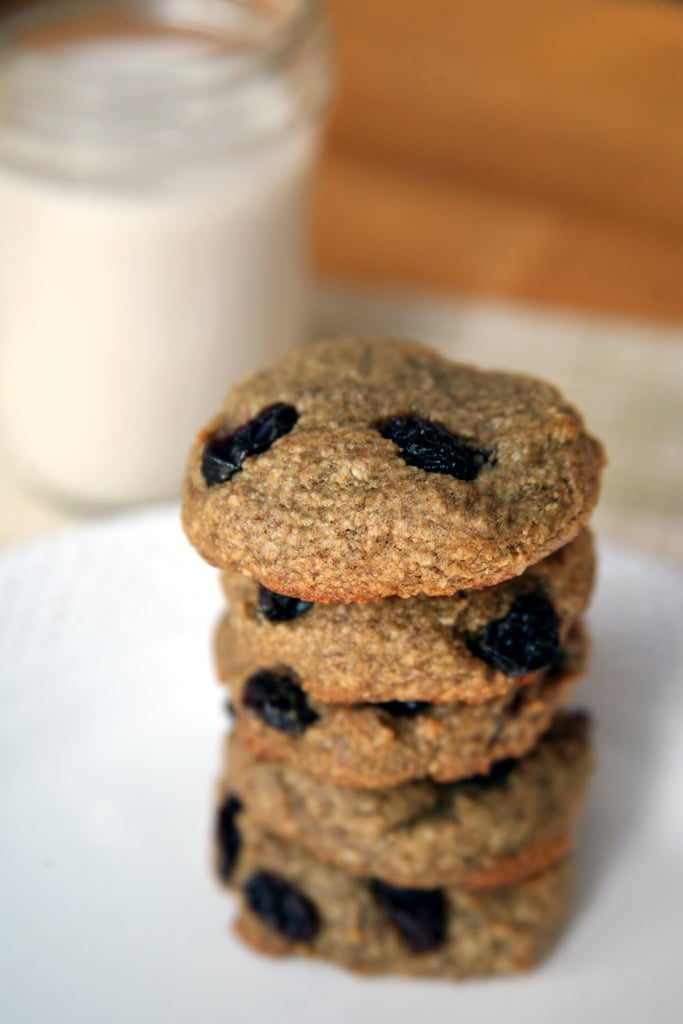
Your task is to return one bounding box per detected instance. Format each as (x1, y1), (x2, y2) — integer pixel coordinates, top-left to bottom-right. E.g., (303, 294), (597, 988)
(0, 31), (321, 505)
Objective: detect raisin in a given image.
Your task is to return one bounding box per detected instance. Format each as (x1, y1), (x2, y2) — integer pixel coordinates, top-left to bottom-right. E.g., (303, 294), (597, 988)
(201, 403), (298, 486)
(378, 700), (431, 718)
(466, 593), (560, 676)
(370, 879), (446, 953)
(242, 668), (319, 735)
(377, 415), (491, 481)
(215, 795), (243, 881)
(245, 871), (319, 942)
(258, 585), (314, 623)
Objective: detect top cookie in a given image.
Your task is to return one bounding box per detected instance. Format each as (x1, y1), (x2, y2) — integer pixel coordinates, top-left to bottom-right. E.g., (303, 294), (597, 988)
(182, 338), (604, 601)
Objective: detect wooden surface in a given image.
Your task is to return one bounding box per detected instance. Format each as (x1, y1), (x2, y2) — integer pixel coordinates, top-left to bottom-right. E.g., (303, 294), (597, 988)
(313, 0), (683, 320)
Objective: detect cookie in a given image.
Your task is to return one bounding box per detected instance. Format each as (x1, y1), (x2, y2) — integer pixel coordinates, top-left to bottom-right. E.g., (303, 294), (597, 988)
(219, 529), (594, 704)
(220, 712), (591, 890)
(182, 337), (604, 602)
(220, 624), (587, 789)
(223, 823), (573, 979)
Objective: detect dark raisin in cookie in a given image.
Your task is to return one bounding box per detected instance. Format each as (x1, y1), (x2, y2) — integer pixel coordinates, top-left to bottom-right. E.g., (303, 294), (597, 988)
(370, 880), (446, 953)
(242, 668), (319, 736)
(201, 404), (298, 486)
(214, 795), (243, 881)
(244, 870), (319, 942)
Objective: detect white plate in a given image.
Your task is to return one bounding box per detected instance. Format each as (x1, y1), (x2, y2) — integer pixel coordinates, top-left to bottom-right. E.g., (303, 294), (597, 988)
(1, 508), (682, 1024)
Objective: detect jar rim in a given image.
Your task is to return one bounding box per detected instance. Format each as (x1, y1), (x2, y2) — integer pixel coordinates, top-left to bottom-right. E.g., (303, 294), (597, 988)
(0, 0), (327, 97)
(0, 0), (331, 182)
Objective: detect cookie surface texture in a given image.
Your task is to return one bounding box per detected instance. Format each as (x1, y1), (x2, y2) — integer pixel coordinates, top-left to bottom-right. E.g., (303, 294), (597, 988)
(219, 625), (587, 789)
(220, 529), (594, 703)
(227, 826), (574, 979)
(182, 337), (604, 601)
(222, 712), (591, 889)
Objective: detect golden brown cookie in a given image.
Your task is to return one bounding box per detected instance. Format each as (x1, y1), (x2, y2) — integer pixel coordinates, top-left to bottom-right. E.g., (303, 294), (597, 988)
(223, 823), (574, 979)
(219, 529), (594, 704)
(220, 712), (591, 889)
(220, 625), (587, 789)
(182, 337), (604, 601)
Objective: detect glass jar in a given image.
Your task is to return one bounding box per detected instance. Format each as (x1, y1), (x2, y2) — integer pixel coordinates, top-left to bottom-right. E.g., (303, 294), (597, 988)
(0, 0), (331, 506)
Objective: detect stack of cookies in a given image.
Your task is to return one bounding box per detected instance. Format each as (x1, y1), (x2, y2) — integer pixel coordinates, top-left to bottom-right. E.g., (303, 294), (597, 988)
(182, 337), (604, 980)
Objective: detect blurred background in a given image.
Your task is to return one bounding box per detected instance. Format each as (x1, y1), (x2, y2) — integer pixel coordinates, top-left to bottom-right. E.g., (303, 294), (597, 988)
(315, 0), (683, 321)
(0, 0), (681, 562)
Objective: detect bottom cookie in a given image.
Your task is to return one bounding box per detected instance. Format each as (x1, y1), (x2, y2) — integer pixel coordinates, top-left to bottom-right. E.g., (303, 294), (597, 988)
(225, 826), (574, 981)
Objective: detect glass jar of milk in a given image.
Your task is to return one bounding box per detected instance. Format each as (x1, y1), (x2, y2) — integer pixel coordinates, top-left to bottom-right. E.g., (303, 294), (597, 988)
(0, 0), (331, 506)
